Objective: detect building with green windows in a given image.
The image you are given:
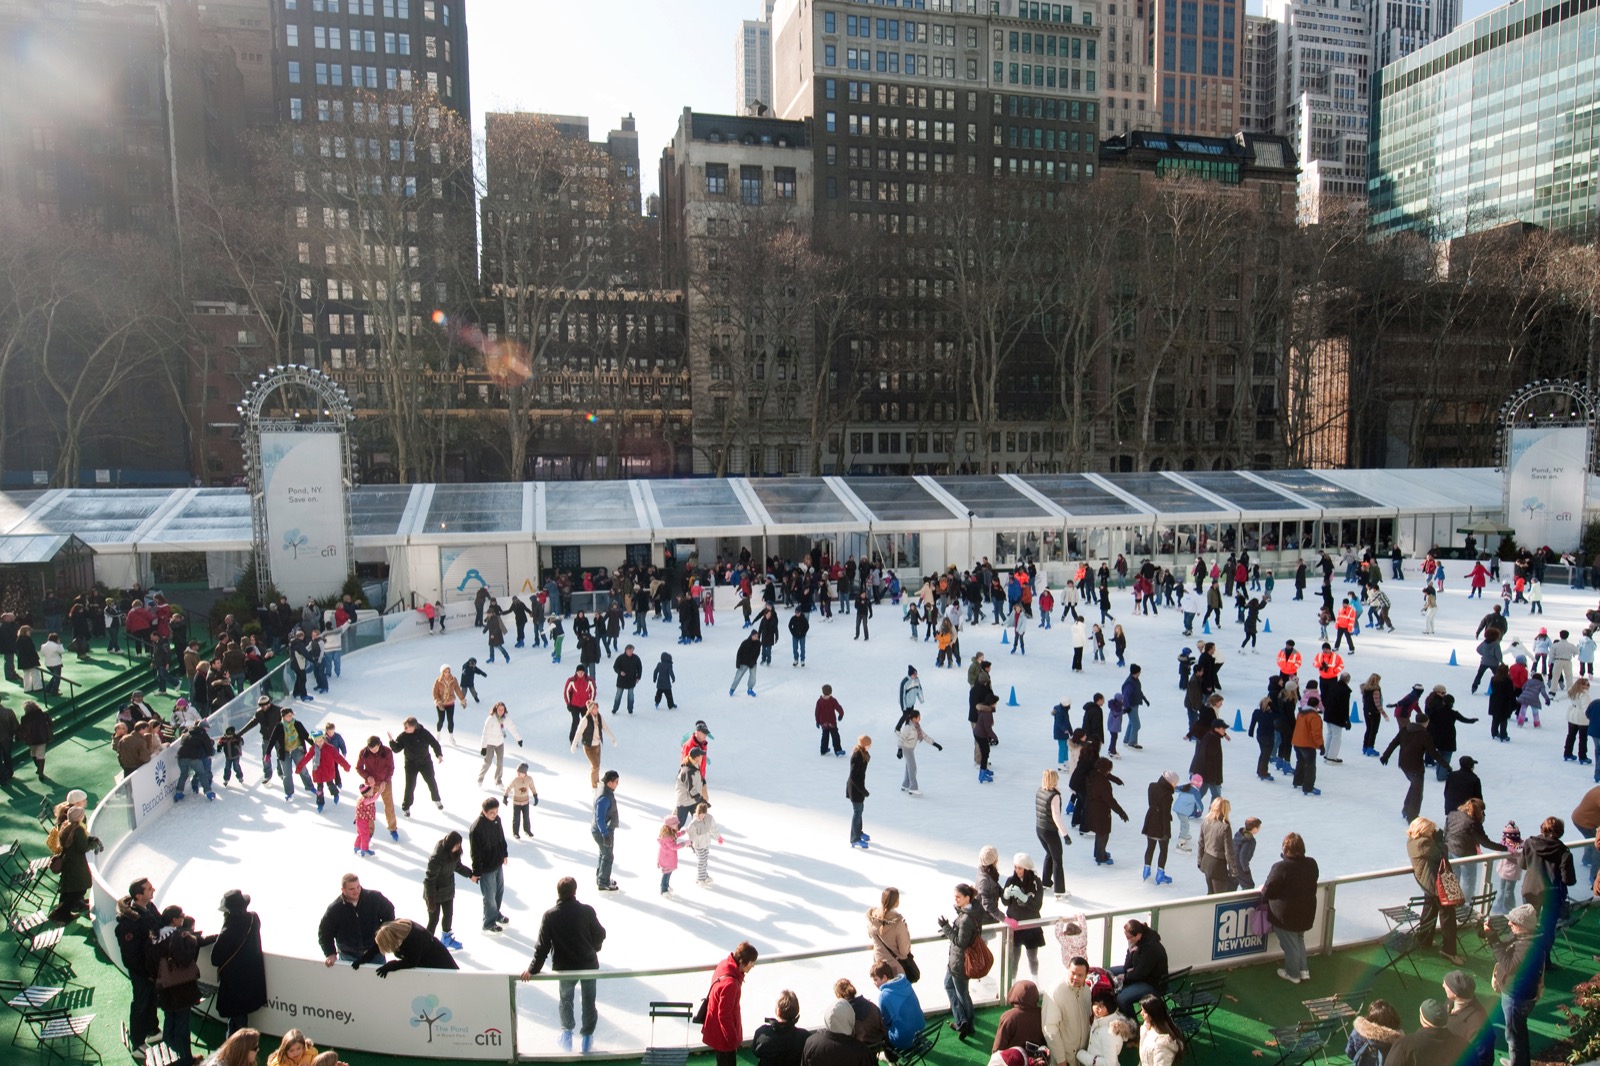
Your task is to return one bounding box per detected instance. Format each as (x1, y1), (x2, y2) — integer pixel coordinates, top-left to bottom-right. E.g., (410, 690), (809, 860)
(1368, 0), (1600, 239)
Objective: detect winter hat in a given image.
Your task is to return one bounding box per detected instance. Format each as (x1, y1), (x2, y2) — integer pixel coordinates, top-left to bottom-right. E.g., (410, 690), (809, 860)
(517, 763), (529, 774)
(1418, 999), (1449, 1027)
(978, 845), (1000, 866)
(662, 813), (679, 828)
(1012, 852), (1036, 871)
(1458, 756), (1476, 771)
(65, 789), (88, 806)
(65, 806), (85, 823)
(907, 665), (918, 676)
(1181, 647), (1192, 657)
(359, 782), (373, 796)
(1443, 970), (1476, 999)
(219, 889), (251, 914)
(1508, 903), (1538, 929)
(1161, 771), (1180, 786)
(174, 698), (189, 709)
(257, 696), (273, 707)
(1190, 773), (1204, 787)
(823, 999), (856, 1035)
(1540, 628), (1548, 636)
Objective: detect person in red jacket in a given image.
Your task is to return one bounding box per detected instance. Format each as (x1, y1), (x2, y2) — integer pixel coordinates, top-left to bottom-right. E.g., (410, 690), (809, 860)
(357, 736), (399, 841)
(563, 669), (596, 744)
(295, 732), (351, 812)
(816, 685), (845, 757)
(1333, 601), (1358, 654)
(701, 941), (759, 1066)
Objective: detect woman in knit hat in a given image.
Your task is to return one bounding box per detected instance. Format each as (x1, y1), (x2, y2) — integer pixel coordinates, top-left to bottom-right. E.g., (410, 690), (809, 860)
(1001, 853), (1045, 977)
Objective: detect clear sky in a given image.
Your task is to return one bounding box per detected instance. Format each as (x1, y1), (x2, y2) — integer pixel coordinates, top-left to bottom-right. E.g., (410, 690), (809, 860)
(466, 0), (1506, 210)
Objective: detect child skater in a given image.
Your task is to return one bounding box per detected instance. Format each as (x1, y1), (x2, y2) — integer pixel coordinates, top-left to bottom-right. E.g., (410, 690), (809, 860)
(657, 815), (686, 897)
(459, 657), (488, 704)
(1092, 624), (1106, 663)
(503, 762), (538, 840)
(295, 731), (350, 813)
(217, 726), (245, 787)
(548, 616), (564, 663)
(653, 652), (677, 709)
(685, 801), (723, 886)
(354, 780), (377, 857)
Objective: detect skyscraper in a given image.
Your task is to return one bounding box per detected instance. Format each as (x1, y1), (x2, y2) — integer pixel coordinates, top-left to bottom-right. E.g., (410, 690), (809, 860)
(1262, 0), (1371, 224)
(1149, 0), (1247, 135)
(736, 4), (776, 112)
(1102, 0), (1156, 136)
(1369, 0), (1457, 70)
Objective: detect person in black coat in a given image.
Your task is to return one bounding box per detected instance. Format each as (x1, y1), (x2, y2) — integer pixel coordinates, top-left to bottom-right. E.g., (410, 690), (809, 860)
(520, 877), (608, 1047)
(317, 875), (395, 966)
(211, 890), (267, 1036)
(1441, 757), (1484, 815)
(1321, 672), (1353, 763)
(1085, 758), (1129, 865)
(846, 737), (872, 849)
(1113, 919), (1168, 1013)
(1079, 694), (1105, 745)
(1141, 771), (1178, 882)
(1382, 717), (1451, 822)
(1189, 718), (1229, 804)
(611, 645), (643, 714)
(752, 990), (810, 1066)
(1424, 691), (1476, 780)
(372, 919), (459, 975)
(1261, 832), (1321, 984)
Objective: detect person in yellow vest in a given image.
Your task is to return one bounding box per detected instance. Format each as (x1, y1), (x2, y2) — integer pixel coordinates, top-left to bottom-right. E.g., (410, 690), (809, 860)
(1276, 641), (1302, 682)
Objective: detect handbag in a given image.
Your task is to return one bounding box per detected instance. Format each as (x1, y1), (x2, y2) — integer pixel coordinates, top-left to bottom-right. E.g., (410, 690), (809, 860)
(48, 853), (64, 874)
(155, 955), (200, 991)
(964, 935), (994, 979)
(870, 927), (920, 984)
(1436, 856), (1465, 908)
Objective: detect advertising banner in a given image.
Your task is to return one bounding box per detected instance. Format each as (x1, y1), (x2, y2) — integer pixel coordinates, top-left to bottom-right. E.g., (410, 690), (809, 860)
(1507, 426), (1588, 553)
(1140, 888), (1328, 966)
(261, 430), (348, 604)
(126, 739), (181, 827)
(440, 546), (508, 603)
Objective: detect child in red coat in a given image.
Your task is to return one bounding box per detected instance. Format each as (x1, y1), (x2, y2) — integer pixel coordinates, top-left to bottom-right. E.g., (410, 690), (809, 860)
(295, 732), (350, 812)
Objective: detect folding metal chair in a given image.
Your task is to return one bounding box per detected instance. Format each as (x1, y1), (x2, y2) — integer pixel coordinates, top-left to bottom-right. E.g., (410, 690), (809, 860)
(896, 1016), (944, 1066)
(1169, 974), (1226, 1044)
(1301, 991), (1363, 1049)
(22, 1008), (99, 1065)
(1269, 1018), (1340, 1066)
(1374, 927), (1421, 988)
(641, 1001), (695, 1066)
(10, 916), (73, 985)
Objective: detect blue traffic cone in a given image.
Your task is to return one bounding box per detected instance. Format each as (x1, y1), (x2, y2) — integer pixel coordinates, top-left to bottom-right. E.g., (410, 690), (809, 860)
(1448, 649), (1458, 666)
(1202, 619), (1211, 634)
(1008, 686), (1020, 707)
(1232, 709), (1245, 732)
(1350, 702), (1361, 724)
(1263, 618), (1272, 633)
(1001, 629), (1009, 645)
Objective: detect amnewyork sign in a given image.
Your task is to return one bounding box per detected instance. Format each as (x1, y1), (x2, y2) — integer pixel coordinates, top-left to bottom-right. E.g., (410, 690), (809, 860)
(261, 430), (348, 604)
(1211, 899), (1270, 960)
(1507, 426), (1588, 553)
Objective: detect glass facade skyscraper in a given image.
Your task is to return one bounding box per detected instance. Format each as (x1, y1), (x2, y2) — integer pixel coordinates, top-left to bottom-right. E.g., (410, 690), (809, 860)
(1368, 0), (1600, 239)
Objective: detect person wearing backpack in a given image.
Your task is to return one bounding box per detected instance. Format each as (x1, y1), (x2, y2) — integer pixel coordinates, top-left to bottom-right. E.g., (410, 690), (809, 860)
(936, 883), (980, 1040)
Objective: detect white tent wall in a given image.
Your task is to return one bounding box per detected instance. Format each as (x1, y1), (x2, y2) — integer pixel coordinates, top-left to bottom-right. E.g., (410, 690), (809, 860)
(377, 546), (413, 612)
(508, 541), (540, 597)
(205, 551), (250, 589)
(92, 551), (140, 590)
(399, 544), (440, 608)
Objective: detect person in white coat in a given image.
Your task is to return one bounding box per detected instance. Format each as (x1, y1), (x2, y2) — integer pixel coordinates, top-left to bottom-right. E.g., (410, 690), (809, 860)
(1071, 620), (1087, 672)
(1075, 996), (1135, 1066)
(896, 708), (941, 796)
(476, 701), (523, 787)
(1041, 956), (1094, 1064)
(1135, 996), (1184, 1066)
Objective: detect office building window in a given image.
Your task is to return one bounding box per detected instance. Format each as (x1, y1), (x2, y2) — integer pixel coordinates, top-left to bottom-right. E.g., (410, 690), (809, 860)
(706, 163), (728, 196)
(286, 23), (298, 46)
(826, 44), (837, 66)
(775, 167), (797, 200)
(740, 165), (763, 204)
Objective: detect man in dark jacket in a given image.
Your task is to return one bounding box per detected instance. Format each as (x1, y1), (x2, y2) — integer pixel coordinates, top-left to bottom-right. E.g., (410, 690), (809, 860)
(173, 723), (217, 801)
(116, 878), (162, 1047)
(730, 631), (762, 696)
(1486, 904), (1547, 1066)
(752, 991), (810, 1066)
(1442, 970), (1493, 1066)
(788, 608), (810, 666)
(611, 645), (643, 715)
(1381, 717), (1451, 822)
(0, 612), (19, 681)
(520, 876), (607, 1053)
(802, 1000), (876, 1066)
(1320, 671), (1353, 763)
(265, 707), (314, 799)
(1189, 718), (1229, 808)
(1442, 756), (1484, 814)
(317, 873), (395, 966)
(388, 716), (444, 816)
(469, 798), (510, 934)
(1386, 999), (1466, 1066)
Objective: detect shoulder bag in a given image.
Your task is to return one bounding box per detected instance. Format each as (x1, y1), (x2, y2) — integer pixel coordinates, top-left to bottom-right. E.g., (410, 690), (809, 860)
(870, 927), (920, 984)
(963, 935), (994, 979)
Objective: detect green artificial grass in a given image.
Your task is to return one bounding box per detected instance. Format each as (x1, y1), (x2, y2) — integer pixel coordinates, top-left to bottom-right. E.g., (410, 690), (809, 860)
(5, 697), (1597, 1066)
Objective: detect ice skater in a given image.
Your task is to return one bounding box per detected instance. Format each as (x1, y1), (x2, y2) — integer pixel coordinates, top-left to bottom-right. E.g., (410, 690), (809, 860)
(657, 816), (686, 897)
(433, 665), (466, 738)
(354, 781), (377, 856)
(459, 658), (488, 704)
(390, 717), (445, 816)
(295, 731), (350, 812)
(504, 762), (538, 839)
(816, 684), (845, 756)
(653, 652), (677, 709)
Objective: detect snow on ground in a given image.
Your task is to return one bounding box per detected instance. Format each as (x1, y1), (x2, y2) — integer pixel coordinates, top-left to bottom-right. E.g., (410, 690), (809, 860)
(105, 564), (1600, 1051)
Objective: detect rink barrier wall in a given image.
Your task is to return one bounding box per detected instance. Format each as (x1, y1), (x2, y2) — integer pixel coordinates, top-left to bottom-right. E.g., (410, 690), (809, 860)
(84, 613), (1594, 1060)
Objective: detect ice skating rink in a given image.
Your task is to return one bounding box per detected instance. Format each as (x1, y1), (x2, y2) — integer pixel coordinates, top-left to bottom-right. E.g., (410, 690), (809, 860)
(103, 570), (1600, 1052)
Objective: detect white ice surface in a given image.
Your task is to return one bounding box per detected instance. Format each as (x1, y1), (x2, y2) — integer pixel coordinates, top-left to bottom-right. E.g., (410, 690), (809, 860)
(104, 569), (1600, 1053)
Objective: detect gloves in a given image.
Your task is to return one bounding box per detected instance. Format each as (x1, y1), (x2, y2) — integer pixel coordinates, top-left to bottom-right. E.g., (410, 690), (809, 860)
(1120, 814), (1129, 823)
(1004, 917), (1020, 930)
(718, 837), (725, 844)
(1380, 756), (1390, 766)
(932, 742), (943, 751)
(991, 737), (999, 747)
(517, 740), (524, 746)
(376, 962), (396, 978)
(533, 796), (539, 806)
(1063, 834), (1073, 846)
(351, 960), (362, 970)
(896, 748), (903, 759)
(1002, 885), (1026, 902)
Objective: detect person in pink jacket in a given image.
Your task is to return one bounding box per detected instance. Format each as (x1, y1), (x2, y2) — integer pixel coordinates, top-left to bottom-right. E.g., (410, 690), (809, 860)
(656, 815), (686, 897)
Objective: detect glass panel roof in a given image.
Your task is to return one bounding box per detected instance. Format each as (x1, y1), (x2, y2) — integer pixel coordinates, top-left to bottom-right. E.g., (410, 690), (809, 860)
(841, 477), (959, 522)
(648, 480), (752, 529)
(155, 489), (252, 541)
(0, 490), (46, 535)
(1017, 475), (1143, 517)
(29, 489), (172, 544)
(0, 534), (75, 565)
(1254, 470), (1381, 510)
(544, 481), (640, 532)
(423, 483), (524, 534)
(748, 478), (857, 524)
(1100, 473), (1218, 514)
(350, 486), (415, 537)
(932, 476), (1052, 519)
(1178, 472), (1312, 512)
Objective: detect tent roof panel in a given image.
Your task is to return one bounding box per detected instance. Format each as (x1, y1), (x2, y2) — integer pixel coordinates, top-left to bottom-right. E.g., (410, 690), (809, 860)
(1016, 475), (1146, 518)
(839, 477), (961, 523)
(145, 488), (253, 543)
(25, 488), (176, 544)
(646, 479), (755, 532)
(542, 481), (642, 533)
(1100, 473), (1226, 515)
(350, 486), (416, 537)
(930, 476), (1053, 520)
(422, 483), (526, 535)
(0, 533), (81, 565)
(1177, 471), (1317, 514)
(0, 491), (47, 536)
(746, 478), (859, 525)
(1253, 470), (1383, 511)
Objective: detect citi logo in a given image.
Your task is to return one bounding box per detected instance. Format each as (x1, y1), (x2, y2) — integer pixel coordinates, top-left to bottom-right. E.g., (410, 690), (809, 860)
(476, 1029), (503, 1046)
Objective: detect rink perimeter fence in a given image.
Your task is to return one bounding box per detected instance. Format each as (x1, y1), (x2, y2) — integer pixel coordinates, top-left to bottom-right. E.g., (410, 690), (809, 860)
(86, 602), (1595, 1061)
